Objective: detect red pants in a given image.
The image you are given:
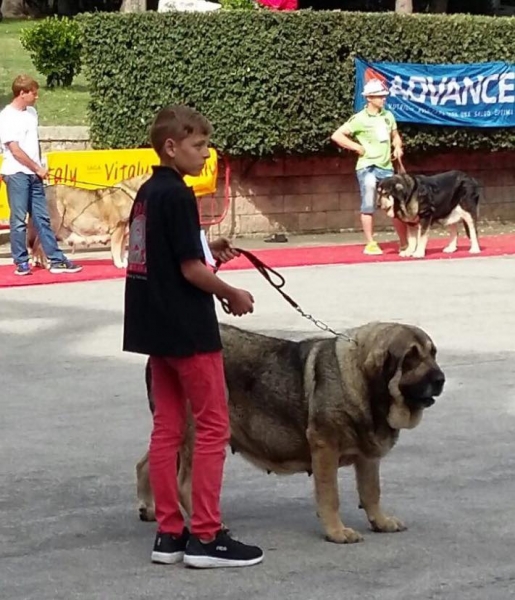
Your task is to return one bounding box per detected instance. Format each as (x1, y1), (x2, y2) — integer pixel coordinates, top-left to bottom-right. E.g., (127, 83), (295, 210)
(149, 351), (230, 539)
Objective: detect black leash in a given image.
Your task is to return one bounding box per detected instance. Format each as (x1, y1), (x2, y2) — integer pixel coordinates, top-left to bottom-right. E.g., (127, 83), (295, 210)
(42, 177), (355, 343)
(395, 155), (407, 175)
(216, 248), (356, 344)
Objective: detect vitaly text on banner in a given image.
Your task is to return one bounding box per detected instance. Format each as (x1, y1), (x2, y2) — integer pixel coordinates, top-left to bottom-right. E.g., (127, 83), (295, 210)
(354, 57), (515, 128)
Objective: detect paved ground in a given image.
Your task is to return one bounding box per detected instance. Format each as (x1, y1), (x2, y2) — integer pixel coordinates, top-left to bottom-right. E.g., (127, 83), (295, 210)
(1, 252), (515, 600)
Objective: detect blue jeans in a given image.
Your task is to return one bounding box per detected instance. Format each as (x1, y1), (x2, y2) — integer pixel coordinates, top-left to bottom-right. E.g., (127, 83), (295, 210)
(356, 166), (394, 214)
(4, 173), (65, 265)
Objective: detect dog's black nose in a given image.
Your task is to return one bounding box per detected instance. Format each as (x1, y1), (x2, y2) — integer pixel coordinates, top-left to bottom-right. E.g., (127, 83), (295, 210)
(431, 370), (445, 396)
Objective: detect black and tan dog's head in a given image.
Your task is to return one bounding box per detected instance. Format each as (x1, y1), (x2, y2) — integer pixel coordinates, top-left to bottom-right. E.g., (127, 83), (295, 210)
(376, 174), (419, 222)
(362, 323), (445, 430)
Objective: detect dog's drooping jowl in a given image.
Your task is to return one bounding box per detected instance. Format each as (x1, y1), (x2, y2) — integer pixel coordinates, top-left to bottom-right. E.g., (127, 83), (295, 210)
(376, 170), (481, 258)
(136, 322), (445, 544)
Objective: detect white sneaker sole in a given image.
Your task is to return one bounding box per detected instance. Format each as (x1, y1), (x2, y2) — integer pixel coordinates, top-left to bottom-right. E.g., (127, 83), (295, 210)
(151, 550), (184, 565)
(49, 268), (83, 274)
(183, 554), (264, 569)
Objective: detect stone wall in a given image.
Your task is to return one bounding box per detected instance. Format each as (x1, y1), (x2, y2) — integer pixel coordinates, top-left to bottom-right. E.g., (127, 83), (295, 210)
(205, 151), (515, 237)
(39, 126), (91, 153)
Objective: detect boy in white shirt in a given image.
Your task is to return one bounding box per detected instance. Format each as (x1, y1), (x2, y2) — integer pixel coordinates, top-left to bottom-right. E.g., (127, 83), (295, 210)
(0, 75), (82, 275)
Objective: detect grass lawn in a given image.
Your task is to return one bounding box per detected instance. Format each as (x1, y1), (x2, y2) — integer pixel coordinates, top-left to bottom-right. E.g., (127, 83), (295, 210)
(0, 20), (90, 126)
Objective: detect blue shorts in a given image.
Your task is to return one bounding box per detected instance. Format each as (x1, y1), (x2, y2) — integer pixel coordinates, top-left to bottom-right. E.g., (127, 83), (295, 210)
(356, 166), (394, 214)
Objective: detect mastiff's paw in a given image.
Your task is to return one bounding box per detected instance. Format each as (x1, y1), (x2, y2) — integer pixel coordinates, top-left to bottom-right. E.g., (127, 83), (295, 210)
(399, 249), (414, 258)
(138, 505), (156, 522)
(113, 259), (127, 269)
(325, 526), (364, 544)
(370, 515), (406, 533)
(443, 244), (457, 254)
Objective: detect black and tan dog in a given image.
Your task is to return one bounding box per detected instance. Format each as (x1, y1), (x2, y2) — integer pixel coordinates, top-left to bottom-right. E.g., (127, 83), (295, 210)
(376, 170), (481, 258)
(136, 322), (445, 544)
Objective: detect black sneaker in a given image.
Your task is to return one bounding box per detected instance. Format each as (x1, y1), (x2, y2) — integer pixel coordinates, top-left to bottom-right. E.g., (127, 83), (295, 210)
(184, 529), (264, 569)
(49, 260), (83, 274)
(151, 528), (189, 565)
(14, 262), (32, 276)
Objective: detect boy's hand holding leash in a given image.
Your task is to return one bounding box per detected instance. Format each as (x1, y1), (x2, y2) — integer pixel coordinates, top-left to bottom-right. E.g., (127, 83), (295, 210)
(210, 237), (254, 317)
(209, 237), (240, 264)
(223, 288), (255, 316)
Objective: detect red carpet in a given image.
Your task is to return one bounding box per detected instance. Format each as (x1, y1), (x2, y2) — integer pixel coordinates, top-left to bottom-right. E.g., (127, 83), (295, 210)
(1, 234), (513, 288)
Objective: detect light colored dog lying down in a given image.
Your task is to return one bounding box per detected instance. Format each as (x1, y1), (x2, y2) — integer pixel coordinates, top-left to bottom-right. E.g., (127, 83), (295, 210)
(29, 174), (150, 268)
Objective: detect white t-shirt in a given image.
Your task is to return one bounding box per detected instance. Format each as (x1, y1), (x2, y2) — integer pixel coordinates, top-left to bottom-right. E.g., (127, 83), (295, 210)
(0, 105), (41, 175)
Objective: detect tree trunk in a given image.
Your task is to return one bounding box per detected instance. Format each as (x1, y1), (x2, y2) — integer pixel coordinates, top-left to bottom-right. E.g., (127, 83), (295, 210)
(428, 0), (448, 12)
(120, 0), (146, 11)
(2, 0), (49, 17)
(395, 0), (413, 12)
(56, 0), (74, 15)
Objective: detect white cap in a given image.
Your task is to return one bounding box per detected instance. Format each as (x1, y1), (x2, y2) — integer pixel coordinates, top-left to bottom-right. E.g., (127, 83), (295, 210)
(362, 79), (389, 97)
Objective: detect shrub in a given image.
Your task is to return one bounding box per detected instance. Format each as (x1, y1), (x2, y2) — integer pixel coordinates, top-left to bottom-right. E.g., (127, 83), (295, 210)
(20, 16), (82, 88)
(79, 11), (515, 155)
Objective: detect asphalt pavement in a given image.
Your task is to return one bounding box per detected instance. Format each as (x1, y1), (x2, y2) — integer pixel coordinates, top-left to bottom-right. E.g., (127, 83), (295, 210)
(1, 254), (514, 600)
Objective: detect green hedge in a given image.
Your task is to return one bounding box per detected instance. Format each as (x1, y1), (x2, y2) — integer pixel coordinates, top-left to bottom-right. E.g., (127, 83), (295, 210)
(79, 11), (515, 155)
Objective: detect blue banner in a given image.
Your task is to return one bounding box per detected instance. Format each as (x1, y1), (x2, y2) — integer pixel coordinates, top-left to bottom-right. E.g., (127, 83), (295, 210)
(354, 57), (515, 128)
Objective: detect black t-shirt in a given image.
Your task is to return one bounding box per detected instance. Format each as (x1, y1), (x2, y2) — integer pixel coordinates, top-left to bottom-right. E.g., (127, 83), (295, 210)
(123, 166), (222, 357)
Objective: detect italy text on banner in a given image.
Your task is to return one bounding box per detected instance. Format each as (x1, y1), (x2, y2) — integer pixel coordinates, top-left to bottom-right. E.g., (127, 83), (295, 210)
(354, 57), (515, 128)
(45, 147), (218, 196)
(0, 148), (218, 224)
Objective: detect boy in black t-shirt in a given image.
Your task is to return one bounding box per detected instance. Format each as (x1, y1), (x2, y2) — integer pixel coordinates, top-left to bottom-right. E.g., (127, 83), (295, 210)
(123, 105), (264, 569)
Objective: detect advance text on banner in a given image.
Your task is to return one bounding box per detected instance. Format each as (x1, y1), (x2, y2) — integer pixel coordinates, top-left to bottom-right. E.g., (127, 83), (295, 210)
(354, 57), (515, 128)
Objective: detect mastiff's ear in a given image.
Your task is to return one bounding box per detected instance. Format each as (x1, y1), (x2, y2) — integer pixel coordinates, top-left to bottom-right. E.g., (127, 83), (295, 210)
(415, 182), (430, 199)
(363, 346), (399, 383)
(364, 334), (421, 384)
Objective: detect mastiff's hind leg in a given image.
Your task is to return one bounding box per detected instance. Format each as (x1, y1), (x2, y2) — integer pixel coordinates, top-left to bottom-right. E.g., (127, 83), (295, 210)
(136, 451), (155, 522)
(443, 223), (458, 253)
(135, 449), (192, 522)
(110, 224), (128, 268)
(462, 211), (481, 254)
(136, 422), (194, 523)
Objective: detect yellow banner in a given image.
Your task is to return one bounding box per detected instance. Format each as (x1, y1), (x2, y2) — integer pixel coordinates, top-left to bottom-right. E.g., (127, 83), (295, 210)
(0, 148), (218, 224)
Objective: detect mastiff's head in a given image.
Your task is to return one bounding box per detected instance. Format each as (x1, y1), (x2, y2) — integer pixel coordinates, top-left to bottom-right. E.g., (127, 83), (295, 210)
(361, 323), (445, 430)
(376, 174), (419, 222)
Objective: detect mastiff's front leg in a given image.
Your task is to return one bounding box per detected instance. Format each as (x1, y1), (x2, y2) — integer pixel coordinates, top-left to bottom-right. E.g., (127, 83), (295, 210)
(412, 219), (431, 258)
(400, 224), (419, 257)
(307, 428), (363, 544)
(354, 456), (406, 533)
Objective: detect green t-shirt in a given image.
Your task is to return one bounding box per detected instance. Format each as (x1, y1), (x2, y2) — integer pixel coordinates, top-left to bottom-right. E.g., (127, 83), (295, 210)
(343, 108), (397, 171)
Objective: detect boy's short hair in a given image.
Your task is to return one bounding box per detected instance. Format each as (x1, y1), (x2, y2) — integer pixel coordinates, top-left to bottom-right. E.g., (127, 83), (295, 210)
(12, 75), (40, 97)
(150, 105), (213, 155)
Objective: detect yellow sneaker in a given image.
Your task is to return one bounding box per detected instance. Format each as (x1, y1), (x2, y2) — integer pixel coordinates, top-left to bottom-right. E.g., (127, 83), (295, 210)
(363, 241), (383, 256)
